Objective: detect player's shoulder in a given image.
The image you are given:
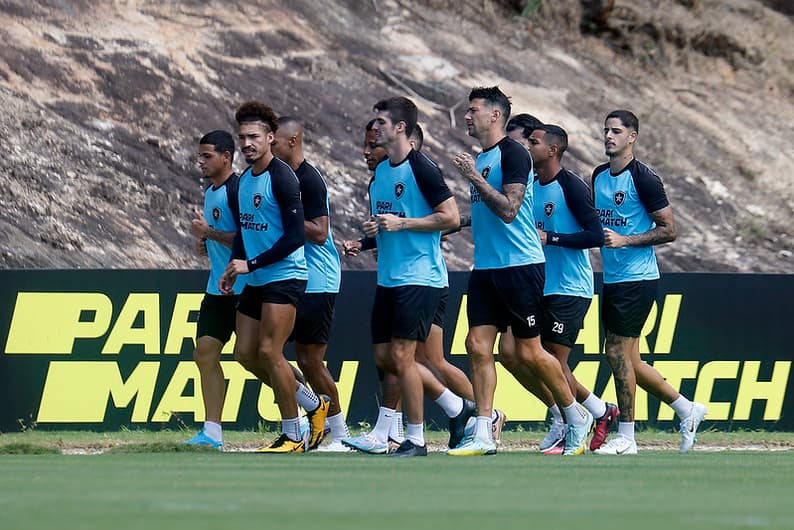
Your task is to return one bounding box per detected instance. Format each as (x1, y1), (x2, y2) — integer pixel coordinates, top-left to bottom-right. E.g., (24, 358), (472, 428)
(559, 167), (588, 188)
(408, 149), (442, 177)
(269, 156), (293, 174)
(591, 162), (610, 180)
(499, 136), (531, 159)
(239, 165), (253, 178)
(296, 159), (323, 180)
(630, 159), (662, 181)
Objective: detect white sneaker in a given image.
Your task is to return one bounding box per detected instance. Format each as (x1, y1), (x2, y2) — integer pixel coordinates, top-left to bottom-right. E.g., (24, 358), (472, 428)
(316, 439), (354, 452)
(539, 419), (567, 451)
(593, 434), (638, 455)
(679, 402), (707, 454)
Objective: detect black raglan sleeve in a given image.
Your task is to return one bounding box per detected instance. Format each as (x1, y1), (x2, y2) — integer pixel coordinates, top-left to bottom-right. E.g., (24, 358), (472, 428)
(227, 173), (246, 260)
(632, 160), (670, 214)
(411, 151), (453, 208)
(500, 138), (532, 187)
(297, 162), (330, 220)
(545, 170), (605, 249)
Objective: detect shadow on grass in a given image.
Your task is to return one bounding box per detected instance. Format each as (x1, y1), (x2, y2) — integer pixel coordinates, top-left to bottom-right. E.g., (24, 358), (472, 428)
(0, 443), (60, 455)
(106, 442), (221, 454)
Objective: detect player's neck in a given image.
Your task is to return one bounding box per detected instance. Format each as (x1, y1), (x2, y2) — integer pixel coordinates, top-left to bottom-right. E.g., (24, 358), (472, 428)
(252, 152), (274, 174)
(210, 170), (234, 188)
(479, 130), (504, 151)
(387, 138), (412, 164)
(609, 152), (634, 173)
(283, 153), (304, 172)
(537, 160), (561, 184)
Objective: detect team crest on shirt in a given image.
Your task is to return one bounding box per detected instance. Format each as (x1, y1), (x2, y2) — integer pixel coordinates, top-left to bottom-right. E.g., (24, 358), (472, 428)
(395, 182), (405, 199)
(614, 191), (626, 206)
(212, 207), (221, 221)
(481, 166), (491, 179)
(544, 202), (555, 218)
(253, 193), (263, 209)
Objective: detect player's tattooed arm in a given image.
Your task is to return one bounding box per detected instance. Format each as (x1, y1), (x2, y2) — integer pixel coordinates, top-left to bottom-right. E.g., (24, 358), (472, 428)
(453, 152), (523, 223)
(603, 205), (676, 248)
(481, 182), (525, 223)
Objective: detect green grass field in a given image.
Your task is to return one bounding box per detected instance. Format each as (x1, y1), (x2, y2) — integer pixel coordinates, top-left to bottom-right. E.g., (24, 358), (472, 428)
(1, 431), (792, 530)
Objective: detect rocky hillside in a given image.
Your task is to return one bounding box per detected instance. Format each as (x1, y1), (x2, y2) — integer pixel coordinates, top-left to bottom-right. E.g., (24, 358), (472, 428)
(0, 0), (792, 272)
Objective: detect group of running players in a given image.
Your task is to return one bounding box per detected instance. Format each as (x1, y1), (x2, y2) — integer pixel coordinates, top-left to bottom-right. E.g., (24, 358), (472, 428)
(184, 85), (707, 457)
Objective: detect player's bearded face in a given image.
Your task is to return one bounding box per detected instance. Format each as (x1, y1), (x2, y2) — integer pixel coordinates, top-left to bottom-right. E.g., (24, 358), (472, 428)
(604, 118), (635, 157)
(239, 122), (273, 164)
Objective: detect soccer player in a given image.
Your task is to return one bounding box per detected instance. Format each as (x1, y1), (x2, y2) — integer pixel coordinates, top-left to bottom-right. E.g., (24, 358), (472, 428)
(183, 130), (244, 450)
(356, 97), (460, 457)
(343, 122), (488, 453)
(270, 116), (350, 451)
(448, 86), (593, 457)
(501, 124), (618, 454)
(591, 110), (706, 455)
(220, 101), (329, 453)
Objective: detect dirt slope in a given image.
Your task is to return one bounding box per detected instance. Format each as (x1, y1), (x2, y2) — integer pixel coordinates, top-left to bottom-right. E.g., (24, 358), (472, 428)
(0, 0), (791, 272)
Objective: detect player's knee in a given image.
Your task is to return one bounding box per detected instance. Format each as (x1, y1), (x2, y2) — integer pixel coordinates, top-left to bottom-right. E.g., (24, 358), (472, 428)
(465, 335), (491, 359)
(374, 349), (394, 372)
(192, 348), (218, 367)
(296, 355), (320, 378)
(233, 344), (255, 368)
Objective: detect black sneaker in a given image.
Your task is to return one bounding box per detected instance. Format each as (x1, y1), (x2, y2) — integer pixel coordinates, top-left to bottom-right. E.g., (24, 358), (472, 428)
(389, 439), (428, 457)
(448, 399), (477, 449)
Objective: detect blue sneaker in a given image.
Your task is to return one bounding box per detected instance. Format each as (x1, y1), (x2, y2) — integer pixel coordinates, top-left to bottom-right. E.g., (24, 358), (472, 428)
(447, 435), (496, 456)
(341, 432), (388, 454)
(300, 416), (310, 451)
(183, 430), (223, 451)
(563, 407), (594, 456)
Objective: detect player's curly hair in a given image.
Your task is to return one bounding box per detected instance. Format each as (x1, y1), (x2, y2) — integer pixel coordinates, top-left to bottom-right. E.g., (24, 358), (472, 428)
(234, 100), (279, 133)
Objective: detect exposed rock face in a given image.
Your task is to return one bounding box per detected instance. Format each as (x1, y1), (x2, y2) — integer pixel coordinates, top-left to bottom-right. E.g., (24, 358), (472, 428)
(0, 0), (792, 272)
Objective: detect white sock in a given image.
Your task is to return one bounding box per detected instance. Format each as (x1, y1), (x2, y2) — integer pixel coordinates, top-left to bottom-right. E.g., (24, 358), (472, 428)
(406, 423), (424, 446)
(203, 421), (222, 442)
(434, 388), (464, 418)
(563, 402), (588, 426)
(474, 415), (493, 442)
(670, 396), (694, 419)
(491, 410), (499, 422)
(282, 417), (302, 442)
(549, 404), (563, 423)
(299, 414), (309, 433)
(388, 411), (405, 442)
(327, 412), (350, 440)
(618, 421), (635, 440)
(295, 383), (320, 412)
(581, 393), (607, 419)
(371, 407), (394, 443)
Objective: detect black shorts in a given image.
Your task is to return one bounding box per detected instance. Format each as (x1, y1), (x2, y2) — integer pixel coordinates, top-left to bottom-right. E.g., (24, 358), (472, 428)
(371, 285), (443, 343)
(601, 280), (658, 338)
(196, 294), (238, 343)
(237, 279), (307, 320)
(541, 295), (592, 348)
(433, 287), (449, 328)
(290, 292), (336, 345)
(467, 263), (545, 339)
